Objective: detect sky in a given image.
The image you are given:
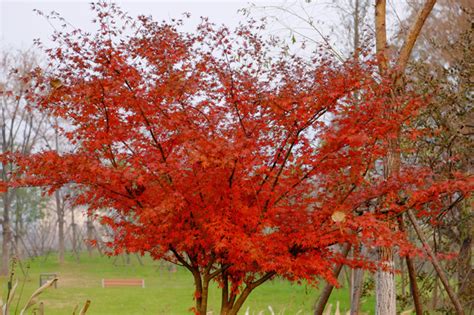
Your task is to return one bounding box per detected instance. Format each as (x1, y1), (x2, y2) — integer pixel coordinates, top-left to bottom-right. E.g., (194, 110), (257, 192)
(1, 0), (408, 58)
(0, 0), (267, 50)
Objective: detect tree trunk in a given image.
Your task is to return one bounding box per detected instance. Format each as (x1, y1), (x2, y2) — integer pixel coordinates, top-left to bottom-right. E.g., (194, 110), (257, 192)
(192, 269), (208, 315)
(220, 272), (275, 315)
(375, 247), (396, 315)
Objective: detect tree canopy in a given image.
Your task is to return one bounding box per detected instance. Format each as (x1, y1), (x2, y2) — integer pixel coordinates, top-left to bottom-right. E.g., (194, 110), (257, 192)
(5, 2), (472, 314)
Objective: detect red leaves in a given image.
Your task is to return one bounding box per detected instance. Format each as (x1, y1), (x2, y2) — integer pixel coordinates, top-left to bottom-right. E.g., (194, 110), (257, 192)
(15, 3), (473, 298)
(0, 182), (7, 193)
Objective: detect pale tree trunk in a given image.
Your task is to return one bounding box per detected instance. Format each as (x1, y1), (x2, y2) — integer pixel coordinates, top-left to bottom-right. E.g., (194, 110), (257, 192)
(375, 247), (396, 315)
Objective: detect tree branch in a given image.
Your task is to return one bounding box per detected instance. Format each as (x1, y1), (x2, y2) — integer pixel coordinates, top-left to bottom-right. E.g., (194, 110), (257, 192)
(395, 0), (437, 78)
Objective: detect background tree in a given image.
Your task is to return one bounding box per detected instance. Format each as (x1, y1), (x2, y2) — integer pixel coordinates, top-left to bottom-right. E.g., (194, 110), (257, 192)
(0, 51), (47, 275)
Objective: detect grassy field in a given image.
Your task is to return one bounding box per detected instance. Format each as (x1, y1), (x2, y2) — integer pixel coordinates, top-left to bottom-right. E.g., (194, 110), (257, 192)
(1, 253), (376, 314)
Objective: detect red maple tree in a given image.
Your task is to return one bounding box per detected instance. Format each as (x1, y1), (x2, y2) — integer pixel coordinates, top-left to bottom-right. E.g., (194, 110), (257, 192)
(10, 3), (471, 314)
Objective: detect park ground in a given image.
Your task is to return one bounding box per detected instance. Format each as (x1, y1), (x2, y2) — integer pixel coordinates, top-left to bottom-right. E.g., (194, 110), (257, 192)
(1, 253), (376, 314)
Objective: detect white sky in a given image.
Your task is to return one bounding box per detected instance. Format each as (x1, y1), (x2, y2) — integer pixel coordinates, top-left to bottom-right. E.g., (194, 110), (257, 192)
(1, 0), (408, 58)
(1, 0), (271, 50)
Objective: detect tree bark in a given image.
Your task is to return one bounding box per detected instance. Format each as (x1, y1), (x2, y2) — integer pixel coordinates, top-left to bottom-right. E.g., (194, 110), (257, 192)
(407, 210), (465, 315)
(375, 0), (388, 74)
(375, 247), (396, 315)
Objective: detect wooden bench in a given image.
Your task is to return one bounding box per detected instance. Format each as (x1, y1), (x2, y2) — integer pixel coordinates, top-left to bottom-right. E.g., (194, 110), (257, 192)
(101, 278), (145, 288)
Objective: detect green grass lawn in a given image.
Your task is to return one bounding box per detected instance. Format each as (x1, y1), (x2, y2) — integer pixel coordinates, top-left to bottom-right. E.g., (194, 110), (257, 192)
(1, 253), (376, 314)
